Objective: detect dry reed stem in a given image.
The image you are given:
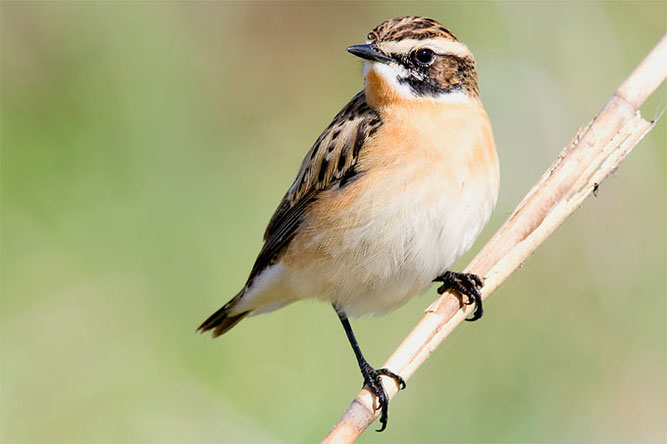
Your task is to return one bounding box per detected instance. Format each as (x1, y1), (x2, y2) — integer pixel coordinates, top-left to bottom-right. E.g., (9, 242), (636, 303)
(323, 34), (666, 443)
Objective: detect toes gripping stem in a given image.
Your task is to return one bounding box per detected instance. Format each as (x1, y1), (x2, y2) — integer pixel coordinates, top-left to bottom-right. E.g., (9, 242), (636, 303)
(360, 363), (406, 432)
(434, 271), (485, 321)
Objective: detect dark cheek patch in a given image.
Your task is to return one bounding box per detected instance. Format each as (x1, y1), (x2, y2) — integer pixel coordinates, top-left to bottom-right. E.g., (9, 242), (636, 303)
(398, 72), (461, 96)
(398, 55), (477, 97)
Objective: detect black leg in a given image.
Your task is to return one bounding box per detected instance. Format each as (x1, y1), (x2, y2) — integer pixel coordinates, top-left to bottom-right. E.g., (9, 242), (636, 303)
(333, 305), (406, 432)
(433, 271), (485, 321)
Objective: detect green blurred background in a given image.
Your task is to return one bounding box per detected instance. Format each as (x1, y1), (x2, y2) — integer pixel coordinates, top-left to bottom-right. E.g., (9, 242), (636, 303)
(2, 1), (665, 442)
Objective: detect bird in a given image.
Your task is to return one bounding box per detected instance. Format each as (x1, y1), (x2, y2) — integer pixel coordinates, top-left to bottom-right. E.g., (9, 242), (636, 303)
(199, 16), (499, 432)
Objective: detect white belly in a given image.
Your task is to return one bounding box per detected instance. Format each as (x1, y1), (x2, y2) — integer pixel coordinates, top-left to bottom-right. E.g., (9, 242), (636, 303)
(287, 157), (496, 316)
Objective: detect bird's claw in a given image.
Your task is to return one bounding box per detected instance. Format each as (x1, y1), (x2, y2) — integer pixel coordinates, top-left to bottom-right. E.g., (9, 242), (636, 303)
(434, 271), (485, 321)
(360, 363), (406, 432)
(376, 368), (407, 390)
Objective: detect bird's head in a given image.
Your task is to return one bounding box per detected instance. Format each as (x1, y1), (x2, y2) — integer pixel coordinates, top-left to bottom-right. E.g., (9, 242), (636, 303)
(347, 16), (479, 108)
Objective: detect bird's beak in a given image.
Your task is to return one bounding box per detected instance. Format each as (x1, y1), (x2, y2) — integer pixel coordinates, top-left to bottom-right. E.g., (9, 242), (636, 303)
(346, 44), (393, 64)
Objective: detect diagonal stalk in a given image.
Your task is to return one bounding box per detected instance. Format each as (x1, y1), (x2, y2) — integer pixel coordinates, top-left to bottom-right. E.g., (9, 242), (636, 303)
(323, 34), (666, 443)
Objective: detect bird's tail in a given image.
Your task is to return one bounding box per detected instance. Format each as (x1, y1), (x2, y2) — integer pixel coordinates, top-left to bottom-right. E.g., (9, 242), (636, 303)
(197, 290), (250, 338)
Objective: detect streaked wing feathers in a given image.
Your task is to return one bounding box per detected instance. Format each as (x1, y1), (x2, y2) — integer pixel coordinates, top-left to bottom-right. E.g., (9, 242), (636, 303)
(245, 91), (381, 286)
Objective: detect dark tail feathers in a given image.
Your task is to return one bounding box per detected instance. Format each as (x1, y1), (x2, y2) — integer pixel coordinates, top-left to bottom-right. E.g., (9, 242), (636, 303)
(197, 291), (250, 338)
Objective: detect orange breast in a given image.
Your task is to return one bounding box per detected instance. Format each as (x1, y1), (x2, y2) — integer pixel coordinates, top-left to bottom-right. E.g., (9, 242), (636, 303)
(359, 98), (498, 194)
(283, 98), (499, 270)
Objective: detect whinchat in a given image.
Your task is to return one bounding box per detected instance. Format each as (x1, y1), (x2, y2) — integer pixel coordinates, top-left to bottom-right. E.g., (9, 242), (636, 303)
(199, 16), (499, 431)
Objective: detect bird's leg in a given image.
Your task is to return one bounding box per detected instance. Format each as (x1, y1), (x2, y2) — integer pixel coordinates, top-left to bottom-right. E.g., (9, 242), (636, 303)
(333, 305), (406, 432)
(433, 271), (485, 321)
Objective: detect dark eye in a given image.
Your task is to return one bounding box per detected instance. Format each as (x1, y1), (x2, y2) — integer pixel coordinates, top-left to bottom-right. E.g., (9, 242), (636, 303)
(414, 48), (435, 65)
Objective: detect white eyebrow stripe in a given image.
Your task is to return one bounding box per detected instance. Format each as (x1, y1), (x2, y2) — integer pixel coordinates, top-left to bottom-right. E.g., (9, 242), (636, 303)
(378, 39), (473, 59)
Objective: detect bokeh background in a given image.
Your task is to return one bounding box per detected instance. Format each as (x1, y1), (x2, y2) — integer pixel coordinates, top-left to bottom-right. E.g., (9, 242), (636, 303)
(2, 1), (665, 442)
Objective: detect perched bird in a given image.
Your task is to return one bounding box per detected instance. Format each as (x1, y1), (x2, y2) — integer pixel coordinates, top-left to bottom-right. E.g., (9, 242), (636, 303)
(199, 16), (499, 431)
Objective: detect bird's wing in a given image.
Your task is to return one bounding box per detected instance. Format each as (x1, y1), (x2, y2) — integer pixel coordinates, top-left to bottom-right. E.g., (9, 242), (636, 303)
(245, 91), (382, 286)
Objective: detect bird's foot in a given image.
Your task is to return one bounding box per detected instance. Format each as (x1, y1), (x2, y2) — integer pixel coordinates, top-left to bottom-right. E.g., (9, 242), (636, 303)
(434, 271), (484, 321)
(360, 362), (406, 432)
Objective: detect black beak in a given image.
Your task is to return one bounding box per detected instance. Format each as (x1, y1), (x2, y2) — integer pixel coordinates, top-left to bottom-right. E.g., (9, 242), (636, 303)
(346, 44), (393, 64)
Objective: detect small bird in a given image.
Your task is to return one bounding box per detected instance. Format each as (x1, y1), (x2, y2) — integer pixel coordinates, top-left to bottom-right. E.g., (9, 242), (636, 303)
(199, 16), (499, 431)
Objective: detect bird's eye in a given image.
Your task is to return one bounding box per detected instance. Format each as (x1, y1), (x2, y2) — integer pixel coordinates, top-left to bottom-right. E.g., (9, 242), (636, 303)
(414, 48), (435, 66)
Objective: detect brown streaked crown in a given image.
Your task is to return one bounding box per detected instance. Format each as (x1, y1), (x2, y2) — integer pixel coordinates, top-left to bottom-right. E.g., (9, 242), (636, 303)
(367, 16), (458, 44)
